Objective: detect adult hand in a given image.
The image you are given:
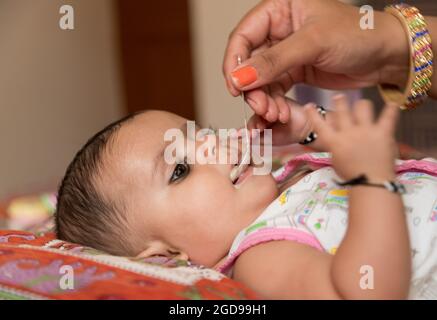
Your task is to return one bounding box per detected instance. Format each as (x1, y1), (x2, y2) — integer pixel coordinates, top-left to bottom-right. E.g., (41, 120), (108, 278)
(223, 0), (409, 124)
(247, 97), (312, 146)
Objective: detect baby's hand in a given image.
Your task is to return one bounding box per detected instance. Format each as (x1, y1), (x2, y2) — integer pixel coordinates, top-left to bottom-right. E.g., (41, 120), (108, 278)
(306, 95), (399, 182)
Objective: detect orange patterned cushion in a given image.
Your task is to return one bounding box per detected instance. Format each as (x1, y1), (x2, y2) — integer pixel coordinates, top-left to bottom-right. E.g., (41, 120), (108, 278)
(0, 230), (258, 300)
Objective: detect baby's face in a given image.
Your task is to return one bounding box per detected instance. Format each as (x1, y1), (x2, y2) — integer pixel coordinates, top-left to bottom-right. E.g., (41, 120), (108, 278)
(100, 110), (278, 267)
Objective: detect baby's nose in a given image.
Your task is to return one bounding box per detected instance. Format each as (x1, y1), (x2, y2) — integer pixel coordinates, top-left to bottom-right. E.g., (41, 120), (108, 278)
(195, 129), (253, 165)
(222, 131), (251, 165)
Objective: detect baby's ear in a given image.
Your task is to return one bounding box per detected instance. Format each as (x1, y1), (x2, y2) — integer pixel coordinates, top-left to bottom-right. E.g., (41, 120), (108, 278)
(136, 240), (189, 261)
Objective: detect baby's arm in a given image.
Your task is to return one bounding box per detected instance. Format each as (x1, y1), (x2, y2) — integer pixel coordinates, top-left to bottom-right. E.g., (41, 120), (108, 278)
(233, 240), (341, 299)
(235, 97), (411, 299)
(333, 184), (410, 298)
(234, 189), (409, 299)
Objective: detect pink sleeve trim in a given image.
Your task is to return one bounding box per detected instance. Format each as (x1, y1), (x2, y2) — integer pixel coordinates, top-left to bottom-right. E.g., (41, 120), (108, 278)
(215, 227), (324, 275)
(395, 159), (437, 176)
(274, 154), (331, 183)
(275, 153), (437, 183)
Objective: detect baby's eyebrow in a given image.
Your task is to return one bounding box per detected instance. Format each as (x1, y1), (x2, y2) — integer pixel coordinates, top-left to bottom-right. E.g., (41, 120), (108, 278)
(152, 145), (166, 182)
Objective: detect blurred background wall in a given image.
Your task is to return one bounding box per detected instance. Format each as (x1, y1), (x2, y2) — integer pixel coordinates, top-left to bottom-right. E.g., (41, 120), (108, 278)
(0, 0), (259, 199)
(0, 0), (124, 198)
(189, 0), (259, 129)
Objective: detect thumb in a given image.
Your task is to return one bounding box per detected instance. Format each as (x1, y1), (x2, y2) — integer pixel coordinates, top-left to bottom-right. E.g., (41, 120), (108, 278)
(230, 27), (322, 91)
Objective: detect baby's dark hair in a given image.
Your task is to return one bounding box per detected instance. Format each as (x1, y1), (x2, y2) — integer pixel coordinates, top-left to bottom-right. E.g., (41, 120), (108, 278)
(55, 112), (143, 256)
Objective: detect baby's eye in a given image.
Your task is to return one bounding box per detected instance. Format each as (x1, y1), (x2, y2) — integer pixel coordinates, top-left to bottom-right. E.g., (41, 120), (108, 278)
(169, 159), (190, 183)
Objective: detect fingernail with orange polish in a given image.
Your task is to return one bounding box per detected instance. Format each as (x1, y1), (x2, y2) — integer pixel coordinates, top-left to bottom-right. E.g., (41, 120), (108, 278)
(231, 66), (258, 87)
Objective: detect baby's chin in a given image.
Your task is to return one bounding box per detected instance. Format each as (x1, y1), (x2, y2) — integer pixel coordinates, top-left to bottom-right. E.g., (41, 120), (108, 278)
(242, 172), (279, 210)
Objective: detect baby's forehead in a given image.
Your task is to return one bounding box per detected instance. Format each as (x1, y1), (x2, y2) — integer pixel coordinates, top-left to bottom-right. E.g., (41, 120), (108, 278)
(116, 110), (186, 152)
(102, 110), (186, 182)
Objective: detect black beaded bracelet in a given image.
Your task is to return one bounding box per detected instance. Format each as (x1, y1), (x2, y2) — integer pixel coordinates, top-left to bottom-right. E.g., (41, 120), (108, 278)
(299, 105), (326, 145)
(334, 174), (406, 194)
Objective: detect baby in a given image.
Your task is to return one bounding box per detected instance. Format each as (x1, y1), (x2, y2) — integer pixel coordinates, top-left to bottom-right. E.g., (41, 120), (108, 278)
(55, 95), (437, 299)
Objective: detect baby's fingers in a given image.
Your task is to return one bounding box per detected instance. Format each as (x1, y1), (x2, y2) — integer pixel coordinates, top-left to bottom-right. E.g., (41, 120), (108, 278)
(353, 99), (374, 126)
(377, 103), (400, 135)
(333, 94), (353, 130)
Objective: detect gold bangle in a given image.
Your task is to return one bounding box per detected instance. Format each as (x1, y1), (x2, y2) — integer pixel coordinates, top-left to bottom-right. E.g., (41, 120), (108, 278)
(378, 4), (433, 110)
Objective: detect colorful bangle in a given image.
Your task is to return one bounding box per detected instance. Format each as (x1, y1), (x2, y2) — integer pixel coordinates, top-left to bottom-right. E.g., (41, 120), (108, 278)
(299, 105), (326, 145)
(379, 4), (433, 110)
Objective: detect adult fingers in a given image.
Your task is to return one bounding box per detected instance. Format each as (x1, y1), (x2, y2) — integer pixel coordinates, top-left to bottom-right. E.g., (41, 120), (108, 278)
(223, 1), (278, 96)
(245, 88), (270, 116)
(228, 26), (323, 92)
(244, 72), (294, 121)
(332, 94), (353, 130)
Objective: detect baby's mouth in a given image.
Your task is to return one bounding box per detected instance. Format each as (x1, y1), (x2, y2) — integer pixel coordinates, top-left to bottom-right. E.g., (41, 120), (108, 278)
(231, 164), (252, 186)
(229, 131), (252, 185)
(230, 158), (251, 185)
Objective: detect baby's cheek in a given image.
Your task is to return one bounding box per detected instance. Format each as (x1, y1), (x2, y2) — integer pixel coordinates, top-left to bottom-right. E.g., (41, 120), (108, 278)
(186, 175), (232, 209)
